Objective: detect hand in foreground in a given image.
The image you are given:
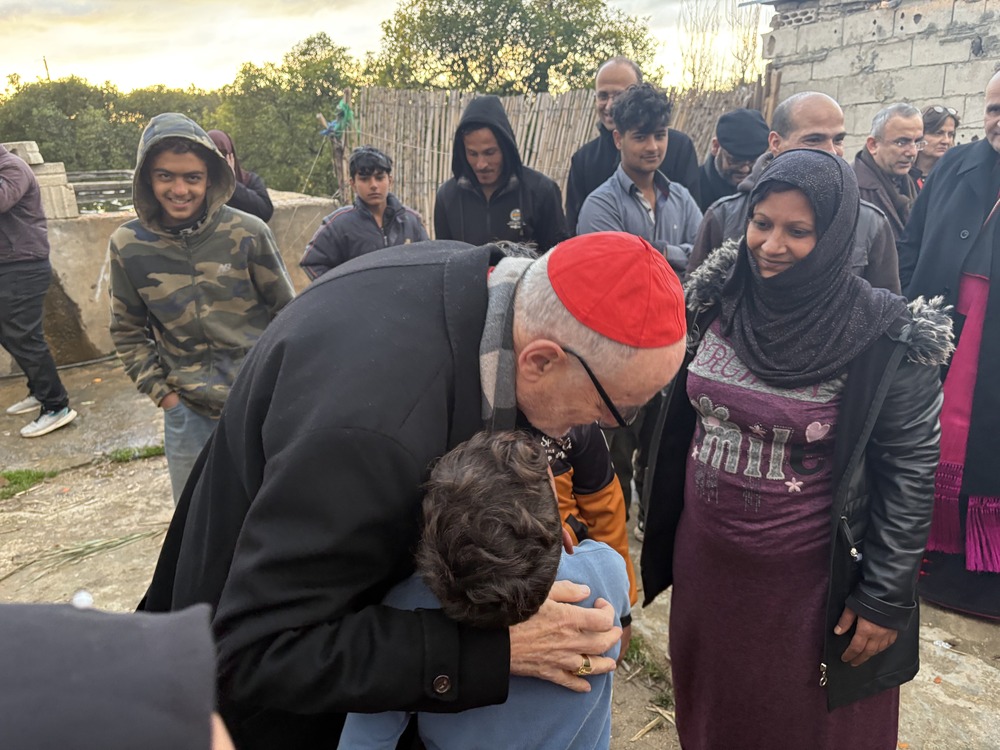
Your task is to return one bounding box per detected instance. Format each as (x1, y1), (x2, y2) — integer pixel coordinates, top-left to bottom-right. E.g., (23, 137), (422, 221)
(835, 607), (898, 667)
(509, 580), (621, 692)
(160, 392), (180, 410)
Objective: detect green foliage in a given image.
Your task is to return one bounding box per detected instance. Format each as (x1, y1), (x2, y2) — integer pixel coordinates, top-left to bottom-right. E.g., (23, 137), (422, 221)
(207, 33), (358, 195)
(367, 0), (658, 94)
(0, 469), (57, 500)
(0, 76), (218, 173)
(107, 444), (166, 463)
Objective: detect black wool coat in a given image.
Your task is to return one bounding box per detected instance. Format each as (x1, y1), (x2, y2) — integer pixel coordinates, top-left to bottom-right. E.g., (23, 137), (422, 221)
(899, 137), (1000, 301)
(140, 241), (511, 749)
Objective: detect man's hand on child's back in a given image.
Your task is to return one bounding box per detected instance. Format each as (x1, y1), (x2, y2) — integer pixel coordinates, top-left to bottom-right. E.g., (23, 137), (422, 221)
(509, 580), (621, 692)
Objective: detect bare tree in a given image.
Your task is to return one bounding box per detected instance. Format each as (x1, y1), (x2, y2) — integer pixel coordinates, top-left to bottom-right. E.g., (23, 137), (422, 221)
(680, 0), (724, 91)
(726, 0), (762, 84)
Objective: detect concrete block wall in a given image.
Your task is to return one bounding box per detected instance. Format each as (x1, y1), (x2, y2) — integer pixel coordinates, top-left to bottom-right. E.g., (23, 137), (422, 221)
(0, 192), (338, 377)
(763, 0), (1000, 155)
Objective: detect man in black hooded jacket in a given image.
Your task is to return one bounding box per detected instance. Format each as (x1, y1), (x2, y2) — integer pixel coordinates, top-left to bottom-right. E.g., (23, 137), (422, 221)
(434, 96), (568, 253)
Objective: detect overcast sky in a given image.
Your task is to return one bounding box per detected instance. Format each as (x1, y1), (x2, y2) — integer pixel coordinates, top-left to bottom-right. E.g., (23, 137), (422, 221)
(1, 0), (692, 93)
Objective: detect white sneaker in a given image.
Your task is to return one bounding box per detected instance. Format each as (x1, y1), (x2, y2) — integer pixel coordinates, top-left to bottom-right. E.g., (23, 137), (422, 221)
(21, 407), (77, 438)
(6, 395), (41, 415)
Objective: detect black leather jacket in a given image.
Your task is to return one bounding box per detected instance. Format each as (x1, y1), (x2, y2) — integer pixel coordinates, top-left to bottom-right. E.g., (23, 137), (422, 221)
(640, 244), (950, 709)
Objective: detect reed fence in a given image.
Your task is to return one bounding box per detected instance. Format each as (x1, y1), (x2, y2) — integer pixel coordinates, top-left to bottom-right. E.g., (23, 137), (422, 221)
(348, 80), (768, 232)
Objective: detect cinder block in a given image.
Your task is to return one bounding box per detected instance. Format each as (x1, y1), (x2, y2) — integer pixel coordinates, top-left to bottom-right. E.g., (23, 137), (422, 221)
(841, 7), (897, 45)
(838, 72), (896, 106)
(952, 0), (989, 25)
(2, 141), (43, 165)
(872, 38), (916, 71)
(38, 185), (79, 220)
(763, 27), (798, 59)
(843, 137), (867, 158)
(796, 17), (844, 53)
(34, 163), (71, 188)
(893, 1), (951, 37)
(816, 44), (868, 78)
(774, 61), (814, 83)
(32, 162), (67, 177)
(959, 92), (987, 135)
(782, 76), (840, 101)
(845, 102), (885, 136)
(890, 64), (947, 100)
(944, 59), (1000, 95)
(915, 34), (975, 64)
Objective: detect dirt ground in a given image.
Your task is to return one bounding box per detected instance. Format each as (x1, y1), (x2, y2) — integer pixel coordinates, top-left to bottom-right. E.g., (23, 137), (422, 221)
(4, 362), (1000, 748)
(0, 407), (680, 747)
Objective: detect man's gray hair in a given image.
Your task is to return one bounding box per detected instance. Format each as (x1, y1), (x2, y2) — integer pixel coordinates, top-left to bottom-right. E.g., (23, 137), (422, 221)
(514, 252), (639, 375)
(771, 91), (840, 137)
(596, 57), (643, 85)
(870, 103), (921, 139)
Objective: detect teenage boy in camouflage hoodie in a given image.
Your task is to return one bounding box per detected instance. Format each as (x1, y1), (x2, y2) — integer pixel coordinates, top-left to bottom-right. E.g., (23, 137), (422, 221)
(109, 113), (294, 503)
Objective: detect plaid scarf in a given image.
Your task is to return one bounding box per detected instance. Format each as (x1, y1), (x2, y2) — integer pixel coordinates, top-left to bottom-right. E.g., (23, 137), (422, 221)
(480, 256), (534, 431)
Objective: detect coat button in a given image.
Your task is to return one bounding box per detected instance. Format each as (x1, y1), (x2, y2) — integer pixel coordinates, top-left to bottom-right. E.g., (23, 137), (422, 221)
(960, 230), (970, 239)
(433, 675), (451, 694)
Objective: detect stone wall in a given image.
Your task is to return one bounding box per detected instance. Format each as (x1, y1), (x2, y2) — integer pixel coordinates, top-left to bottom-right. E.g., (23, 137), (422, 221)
(0, 188), (337, 377)
(762, 0), (999, 155)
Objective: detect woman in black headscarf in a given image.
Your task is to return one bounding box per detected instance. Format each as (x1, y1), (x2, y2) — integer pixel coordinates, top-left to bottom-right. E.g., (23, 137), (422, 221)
(208, 130), (274, 222)
(640, 149), (951, 749)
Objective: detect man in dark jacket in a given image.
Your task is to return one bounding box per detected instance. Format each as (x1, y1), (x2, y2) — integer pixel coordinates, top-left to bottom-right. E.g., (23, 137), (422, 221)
(898, 71), (1000, 619)
(697, 108), (769, 212)
(434, 97), (568, 252)
(565, 57), (701, 233)
(301, 146), (428, 279)
(687, 91), (901, 293)
(0, 143), (76, 438)
(853, 103), (923, 241)
(139, 232), (687, 749)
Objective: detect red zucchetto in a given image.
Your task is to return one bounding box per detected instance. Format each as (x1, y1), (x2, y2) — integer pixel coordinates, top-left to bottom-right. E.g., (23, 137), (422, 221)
(547, 232), (686, 347)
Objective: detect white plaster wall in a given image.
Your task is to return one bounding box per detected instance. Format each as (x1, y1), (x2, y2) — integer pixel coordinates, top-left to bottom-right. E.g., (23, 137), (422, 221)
(764, 0), (999, 155)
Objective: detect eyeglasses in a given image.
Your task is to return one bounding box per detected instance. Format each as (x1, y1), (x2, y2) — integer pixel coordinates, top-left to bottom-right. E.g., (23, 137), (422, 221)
(562, 347), (639, 429)
(887, 137), (927, 151)
(930, 106), (959, 116)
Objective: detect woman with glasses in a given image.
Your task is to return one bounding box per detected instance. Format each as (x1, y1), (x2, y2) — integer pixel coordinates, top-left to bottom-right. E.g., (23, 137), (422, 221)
(913, 106), (961, 189)
(640, 149), (951, 749)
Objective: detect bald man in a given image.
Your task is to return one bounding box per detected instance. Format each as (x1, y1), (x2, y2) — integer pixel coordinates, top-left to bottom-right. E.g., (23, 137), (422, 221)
(687, 91), (901, 293)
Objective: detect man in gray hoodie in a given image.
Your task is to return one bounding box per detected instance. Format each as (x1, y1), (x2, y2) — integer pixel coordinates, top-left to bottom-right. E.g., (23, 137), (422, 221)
(0, 143), (76, 438)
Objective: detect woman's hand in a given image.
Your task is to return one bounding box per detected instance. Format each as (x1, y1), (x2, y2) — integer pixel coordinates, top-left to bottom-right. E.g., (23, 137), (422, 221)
(509, 580), (621, 692)
(835, 606), (898, 666)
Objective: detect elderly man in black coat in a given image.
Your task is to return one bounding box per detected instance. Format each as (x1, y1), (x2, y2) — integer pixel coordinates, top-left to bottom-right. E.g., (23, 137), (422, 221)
(140, 232), (687, 749)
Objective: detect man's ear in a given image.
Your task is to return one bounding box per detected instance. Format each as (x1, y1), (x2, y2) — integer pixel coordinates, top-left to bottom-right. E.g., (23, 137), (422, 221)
(767, 131), (782, 155)
(710, 137), (721, 156)
(612, 129), (623, 151)
(865, 135), (878, 155)
(516, 339), (565, 383)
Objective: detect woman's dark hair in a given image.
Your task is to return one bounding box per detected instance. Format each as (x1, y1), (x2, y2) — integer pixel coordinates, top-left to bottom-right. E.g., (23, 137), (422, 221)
(416, 431), (562, 629)
(611, 83), (673, 135)
(921, 105), (961, 135)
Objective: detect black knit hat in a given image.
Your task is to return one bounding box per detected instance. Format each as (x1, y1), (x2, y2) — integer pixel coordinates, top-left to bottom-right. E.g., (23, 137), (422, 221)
(715, 108), (770, 161)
